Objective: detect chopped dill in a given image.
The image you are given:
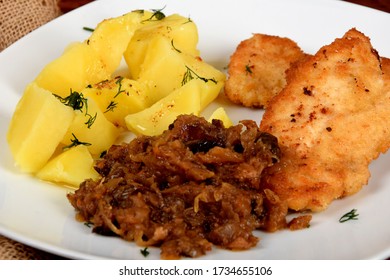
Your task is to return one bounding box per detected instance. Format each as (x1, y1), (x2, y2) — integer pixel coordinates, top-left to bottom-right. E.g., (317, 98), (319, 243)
(114, 77), (126, 98)
(183, 17), (193, 24)
(53, 90), (96, 128)
(83, 27), (95, 32)
(245, 64), (253, 74)
(85, 112), (97, 128)
(84, 221), (94, 228)
(171, 39), (181, 53)
(63, 133), (91, 150)
(53, 90), (86, 111)
(339, 209), (359, 223)
(142, 6), (166, 22)
(181, 65), (217, 86)
(104, 100), (118, 113)
(140, 247), (150, 257)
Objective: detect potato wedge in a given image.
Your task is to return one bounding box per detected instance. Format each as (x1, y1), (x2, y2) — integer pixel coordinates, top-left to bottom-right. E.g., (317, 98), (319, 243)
(35, 10), (144, 97)
(208, 107), (233, 127)
(82, 77), (150, 128)
(125, 78), (202, 136)
(60, 93), (121, 156)
(7, 83), (74, 173)
(138, 35), (225, 105)
(37, 145), (99, 188)
(125, 13), (199, 79)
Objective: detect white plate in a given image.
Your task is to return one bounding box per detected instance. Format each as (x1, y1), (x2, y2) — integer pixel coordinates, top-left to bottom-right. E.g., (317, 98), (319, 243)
(0, 0), (389, 260)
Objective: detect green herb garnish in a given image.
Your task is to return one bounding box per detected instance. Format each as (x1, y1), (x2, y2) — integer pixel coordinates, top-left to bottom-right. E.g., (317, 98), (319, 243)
(245, 64), (253, 74)
(85, 112), (97, 128)
(54, 90), (96, 128)
(104, 100), (118, 113)
(142, 7), (166, 22)
(53, 90), (86, 111)
(181, 65), (217, 86)
(171, 39), (182, 53)
(63, 133), (91, 150)
(83, 27), (95, 32)
(84, 221), (94, 228)
(114, 77), (126, 98)
(140, 247), (150, 257)
(339, 209), (359, 223)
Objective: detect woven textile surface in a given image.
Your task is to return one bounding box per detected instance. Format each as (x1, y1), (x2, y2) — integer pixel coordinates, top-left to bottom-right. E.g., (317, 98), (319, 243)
(0, 0), (61, 51)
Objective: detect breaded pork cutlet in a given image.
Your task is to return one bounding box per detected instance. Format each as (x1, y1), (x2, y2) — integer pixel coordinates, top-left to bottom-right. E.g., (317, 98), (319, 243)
(259, 28), (390, 212)
(224, 34), (306, 108)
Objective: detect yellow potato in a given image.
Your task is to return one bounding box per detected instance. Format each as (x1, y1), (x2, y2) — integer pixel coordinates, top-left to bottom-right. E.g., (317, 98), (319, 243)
(138, 35), (225, 105)
(125, 13), (199, 79)
(35, 43), (106, 97)
(208, 107), (233, 127)
(82, 77), (150, 128)
(87, 10), (145, 74)
(7, 83), (74, 173)
(37, 145), (100, 188)
(125, 78), (202, 136)
(35, 11), (144, 97)
(60, 93), (121, 156)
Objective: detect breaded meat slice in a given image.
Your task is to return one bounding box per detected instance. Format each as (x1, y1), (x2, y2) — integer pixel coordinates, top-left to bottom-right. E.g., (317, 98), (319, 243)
(224, 34), (306, 108)
(259, 28), (389, 212)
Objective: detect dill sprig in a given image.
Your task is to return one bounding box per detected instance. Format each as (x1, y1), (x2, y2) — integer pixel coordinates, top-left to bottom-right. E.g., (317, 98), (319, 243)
(181, 66), (217, 86)
(104, 100), (118, 113)
(339, 209), (359, 223)
(114, 77), (126, 98)
(53, 90), (97, 128)
(142, 7), (166, 22)
(171, 39), (181, 53)
(63, 133), (91, 150)
(140, 247), (150, 257)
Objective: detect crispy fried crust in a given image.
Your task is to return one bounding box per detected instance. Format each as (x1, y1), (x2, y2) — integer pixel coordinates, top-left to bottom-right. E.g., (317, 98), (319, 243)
(260, 28), (389, 212)
(224, 34), (306, 108)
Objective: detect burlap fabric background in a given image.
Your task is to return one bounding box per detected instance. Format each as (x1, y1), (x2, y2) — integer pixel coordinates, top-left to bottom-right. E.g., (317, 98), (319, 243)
(0, 0), (63, 259)
(0, 0), (61, 51)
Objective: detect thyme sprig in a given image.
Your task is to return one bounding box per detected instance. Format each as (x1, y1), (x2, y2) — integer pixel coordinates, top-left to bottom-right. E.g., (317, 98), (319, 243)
(339, 209), (359, 223)
(181, 66), (217, 86)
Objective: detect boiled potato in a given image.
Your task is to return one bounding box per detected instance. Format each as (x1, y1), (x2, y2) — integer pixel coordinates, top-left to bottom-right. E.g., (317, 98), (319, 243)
(7, 83), (74, 173)
(37, 145), (99, 188)
(82, 77), (150, 128)
(125, 13), (199, 79)
(35, 42), (106, 97)
(35, 10), (144, 97)
(125, 78), (202, 136)
(60, 93), (121, 156)
(138, 35), (225, 105)
(208, 107), (233, 127)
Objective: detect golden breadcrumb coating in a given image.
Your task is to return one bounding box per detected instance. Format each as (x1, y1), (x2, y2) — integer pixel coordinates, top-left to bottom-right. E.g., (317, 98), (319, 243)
(224, 34), (306, 108)
(260, 28), (389, 212)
